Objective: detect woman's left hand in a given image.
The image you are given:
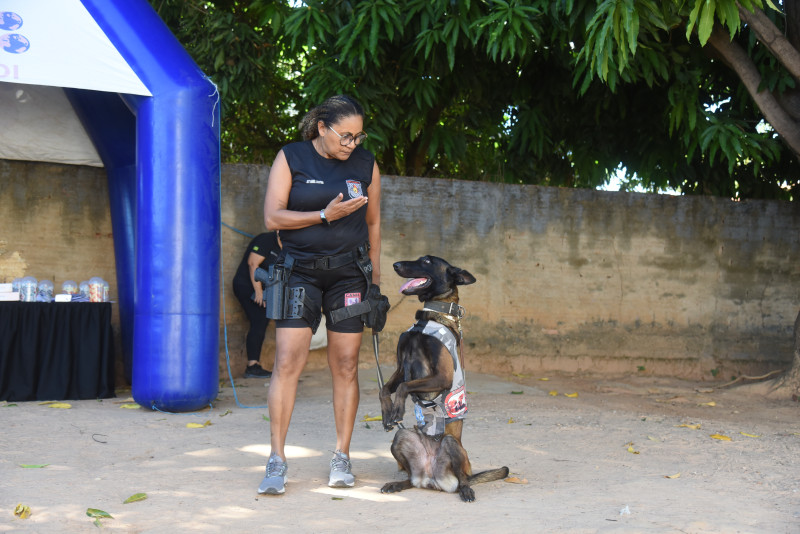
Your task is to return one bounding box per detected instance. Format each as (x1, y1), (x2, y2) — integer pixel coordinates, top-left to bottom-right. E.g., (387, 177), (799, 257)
(324, 193), (368, 222)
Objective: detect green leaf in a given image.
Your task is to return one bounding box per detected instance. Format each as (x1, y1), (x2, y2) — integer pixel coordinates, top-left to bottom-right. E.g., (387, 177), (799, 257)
(86, 508), (113, 519)
(697, 0), (716, 45)
(19, 464), (49, 469)
(123, 493), (148, 504)
(686, 0), (703, 41)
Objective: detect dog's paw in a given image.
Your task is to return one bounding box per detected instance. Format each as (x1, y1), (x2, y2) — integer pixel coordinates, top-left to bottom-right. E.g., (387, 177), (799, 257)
(458, 486), (475, 502)
(389, 408), (406, 426)
(381, 482), (404, 494)
(382, 421), (395, 432)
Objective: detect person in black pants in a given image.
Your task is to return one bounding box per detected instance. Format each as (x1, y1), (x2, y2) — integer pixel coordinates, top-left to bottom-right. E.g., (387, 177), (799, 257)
(232, 232), (281, 378)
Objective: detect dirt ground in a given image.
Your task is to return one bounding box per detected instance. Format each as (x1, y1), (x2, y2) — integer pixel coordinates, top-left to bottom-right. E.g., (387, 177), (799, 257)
(2, 365), (799, 533)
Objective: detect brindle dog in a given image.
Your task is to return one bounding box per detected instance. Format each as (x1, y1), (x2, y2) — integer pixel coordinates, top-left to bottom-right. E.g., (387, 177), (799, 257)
(379, 255), (509, 502)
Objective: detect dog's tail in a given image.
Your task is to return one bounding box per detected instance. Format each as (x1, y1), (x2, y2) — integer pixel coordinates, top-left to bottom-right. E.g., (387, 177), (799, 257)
(468, 466), (509, 485)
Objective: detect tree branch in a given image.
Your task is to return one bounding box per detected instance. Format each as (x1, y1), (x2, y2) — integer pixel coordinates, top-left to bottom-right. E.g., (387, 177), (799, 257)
(737, 2), (800, 80)
(707, 25), (800, 159)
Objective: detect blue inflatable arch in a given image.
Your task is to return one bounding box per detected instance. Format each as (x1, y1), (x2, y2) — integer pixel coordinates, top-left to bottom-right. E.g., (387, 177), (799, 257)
(66, 0), (220, 412)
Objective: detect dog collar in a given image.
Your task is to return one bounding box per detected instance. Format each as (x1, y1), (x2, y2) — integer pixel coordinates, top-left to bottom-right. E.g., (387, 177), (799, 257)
(422, 301), (465, 319)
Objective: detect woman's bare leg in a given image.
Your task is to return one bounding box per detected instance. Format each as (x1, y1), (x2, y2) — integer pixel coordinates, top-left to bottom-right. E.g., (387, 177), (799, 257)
(326, 331), (362, 456)
(268, 327), (312, 460)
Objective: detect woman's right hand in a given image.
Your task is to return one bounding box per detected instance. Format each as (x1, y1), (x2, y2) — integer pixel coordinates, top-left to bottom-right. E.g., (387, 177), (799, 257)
(253, 282), (265, 307)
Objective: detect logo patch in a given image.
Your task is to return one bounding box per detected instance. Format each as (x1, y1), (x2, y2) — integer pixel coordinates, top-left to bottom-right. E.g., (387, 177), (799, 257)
(344, 292), (361, 307)
(444, 385), (467, 418)
(346, 180), (363, 199)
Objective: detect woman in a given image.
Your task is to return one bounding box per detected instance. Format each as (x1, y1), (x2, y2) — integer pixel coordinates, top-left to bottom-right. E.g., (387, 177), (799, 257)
(231, 232), (281, 378)
(259, 95), (381, 495)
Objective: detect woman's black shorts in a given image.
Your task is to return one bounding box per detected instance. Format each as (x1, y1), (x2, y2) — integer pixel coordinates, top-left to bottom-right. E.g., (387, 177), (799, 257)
(276, 260), (369, 334)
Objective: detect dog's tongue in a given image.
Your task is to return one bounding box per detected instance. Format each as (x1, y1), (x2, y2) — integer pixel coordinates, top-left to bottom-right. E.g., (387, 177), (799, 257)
(399, 278), (427, 293)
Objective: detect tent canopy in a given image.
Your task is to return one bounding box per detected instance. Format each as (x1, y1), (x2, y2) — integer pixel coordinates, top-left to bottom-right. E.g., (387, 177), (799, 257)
(0, 0), (221, 412)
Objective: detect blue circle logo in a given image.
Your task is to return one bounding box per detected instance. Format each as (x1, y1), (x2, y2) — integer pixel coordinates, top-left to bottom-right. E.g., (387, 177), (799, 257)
(1, 33), (29, 54)
(0, 11), (22, 31)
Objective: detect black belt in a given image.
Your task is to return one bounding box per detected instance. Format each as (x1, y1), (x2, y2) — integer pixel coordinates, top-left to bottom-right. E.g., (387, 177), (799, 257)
(295, 249), (359, 270)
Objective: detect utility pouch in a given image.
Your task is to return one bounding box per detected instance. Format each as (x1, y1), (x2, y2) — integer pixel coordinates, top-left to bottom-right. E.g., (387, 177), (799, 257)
(286, 286), (321, 333)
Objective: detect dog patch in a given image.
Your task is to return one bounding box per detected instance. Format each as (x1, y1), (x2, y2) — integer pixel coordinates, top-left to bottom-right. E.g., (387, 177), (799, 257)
(445, 385), (467, 418)
(346, 180), (363, 199)
(344, 292), (361, 307)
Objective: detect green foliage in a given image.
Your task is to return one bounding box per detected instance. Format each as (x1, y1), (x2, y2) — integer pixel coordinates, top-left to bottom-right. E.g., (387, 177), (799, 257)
(150, 0), (301, 163)
(151, 0), (800, 199)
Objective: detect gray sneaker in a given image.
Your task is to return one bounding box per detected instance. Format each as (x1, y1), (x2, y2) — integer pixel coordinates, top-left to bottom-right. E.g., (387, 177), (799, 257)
(258, 453), (288, 495)
(328, 450), (355, 488)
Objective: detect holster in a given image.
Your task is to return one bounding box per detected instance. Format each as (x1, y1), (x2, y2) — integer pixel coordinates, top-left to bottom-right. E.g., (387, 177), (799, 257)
(255, 255), (321, 332)
(255, 256), (293, 320)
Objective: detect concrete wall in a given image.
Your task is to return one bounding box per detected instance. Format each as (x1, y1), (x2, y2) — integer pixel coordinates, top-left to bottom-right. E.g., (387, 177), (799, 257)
(2, 159), (799, 383)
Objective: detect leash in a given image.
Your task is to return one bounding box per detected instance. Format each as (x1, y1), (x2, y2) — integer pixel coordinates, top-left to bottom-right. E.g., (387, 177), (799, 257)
(372, 329), (404, 429)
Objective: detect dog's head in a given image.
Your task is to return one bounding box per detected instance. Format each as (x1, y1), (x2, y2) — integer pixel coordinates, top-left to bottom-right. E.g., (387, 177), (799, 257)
(393, 256), (476, 302)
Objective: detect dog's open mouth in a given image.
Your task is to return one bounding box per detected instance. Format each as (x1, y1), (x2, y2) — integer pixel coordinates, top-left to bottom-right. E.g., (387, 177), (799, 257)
(399, 277), (430, 294)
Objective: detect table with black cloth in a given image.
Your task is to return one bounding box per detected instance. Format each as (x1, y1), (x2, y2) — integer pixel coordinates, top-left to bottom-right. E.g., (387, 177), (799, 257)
(0, 302), (115, 402)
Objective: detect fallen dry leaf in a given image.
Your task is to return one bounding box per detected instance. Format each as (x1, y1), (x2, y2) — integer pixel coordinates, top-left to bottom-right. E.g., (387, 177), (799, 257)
(538, 377), (550, 381)
(362, 414), (382, 422)
(548, 390), (558, 396)
(14, 504), (31, 519)
(647, 435), (659, 442)
(710, 433), (732, 441)
(186, 420), (212, 429)
(676, 423), (701, 430)
(48, 403), (71, 409)
(740, 432), (761, 438)
(508, 418), (515, 424)
(119, 403), (140, 410)
(699, 401), (716, 407)
(564, 392), (579, 398)
(504, 476), (528, 484)
(664, 473), (681, 479)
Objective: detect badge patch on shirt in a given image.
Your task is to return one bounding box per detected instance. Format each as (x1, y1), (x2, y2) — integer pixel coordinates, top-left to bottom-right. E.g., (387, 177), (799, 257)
(345, 292), (361, 306)
(346, 180), (363, 199)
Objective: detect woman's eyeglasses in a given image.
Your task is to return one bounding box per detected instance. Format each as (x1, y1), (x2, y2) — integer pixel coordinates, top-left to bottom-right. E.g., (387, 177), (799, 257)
(328, 125), (368, 146)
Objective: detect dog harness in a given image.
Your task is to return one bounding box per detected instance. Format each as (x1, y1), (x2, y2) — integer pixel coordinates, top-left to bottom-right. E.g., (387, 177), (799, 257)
(408, 320), (468, 437)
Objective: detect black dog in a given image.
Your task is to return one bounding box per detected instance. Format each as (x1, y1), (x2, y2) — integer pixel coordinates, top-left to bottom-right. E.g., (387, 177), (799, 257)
(379, 255), (509, 502)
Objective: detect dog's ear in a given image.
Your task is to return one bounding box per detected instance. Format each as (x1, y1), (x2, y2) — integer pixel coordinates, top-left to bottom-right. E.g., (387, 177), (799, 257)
(450, 267), (476, 286)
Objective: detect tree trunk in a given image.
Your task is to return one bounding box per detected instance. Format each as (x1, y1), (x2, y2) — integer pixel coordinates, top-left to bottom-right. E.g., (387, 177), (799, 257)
(737, 308), (800, 398)
(706, 24), (800, 161)
(770, 309), (800, 396)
